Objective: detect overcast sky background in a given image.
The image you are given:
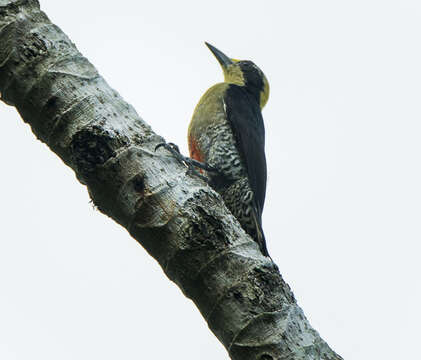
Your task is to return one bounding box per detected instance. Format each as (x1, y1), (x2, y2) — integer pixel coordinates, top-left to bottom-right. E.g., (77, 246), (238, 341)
(1, 1), (420, 359)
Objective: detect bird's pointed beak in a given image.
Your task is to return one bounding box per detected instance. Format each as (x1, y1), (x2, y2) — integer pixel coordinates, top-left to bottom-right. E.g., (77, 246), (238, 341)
(205, 42), (233, 69)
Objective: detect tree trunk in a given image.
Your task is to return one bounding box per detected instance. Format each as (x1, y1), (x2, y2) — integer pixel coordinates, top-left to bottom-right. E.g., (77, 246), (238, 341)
(0, 1), (342, 359)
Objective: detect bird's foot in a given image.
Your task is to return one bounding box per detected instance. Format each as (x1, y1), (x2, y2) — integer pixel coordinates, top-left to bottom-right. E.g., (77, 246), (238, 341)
(155, 142), (216, 182)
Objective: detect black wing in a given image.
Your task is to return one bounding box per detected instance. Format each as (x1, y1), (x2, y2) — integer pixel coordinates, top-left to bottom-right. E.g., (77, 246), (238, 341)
(224, 85), (267, 217)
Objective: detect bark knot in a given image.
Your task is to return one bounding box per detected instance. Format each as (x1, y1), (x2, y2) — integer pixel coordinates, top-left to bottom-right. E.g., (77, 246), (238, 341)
(71, 126), (118, 179)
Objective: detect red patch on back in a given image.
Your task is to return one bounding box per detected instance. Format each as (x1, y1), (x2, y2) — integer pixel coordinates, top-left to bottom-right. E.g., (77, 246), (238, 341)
(188, 135), (204, 162)
(188, 135), (205, 173)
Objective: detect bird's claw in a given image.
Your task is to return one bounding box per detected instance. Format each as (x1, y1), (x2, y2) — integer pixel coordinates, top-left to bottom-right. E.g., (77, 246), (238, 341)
(155, 141), (189, 167)
(155, 142), (180, 154)
(155, 141), (214, 182)
(186, 167), (210, 182)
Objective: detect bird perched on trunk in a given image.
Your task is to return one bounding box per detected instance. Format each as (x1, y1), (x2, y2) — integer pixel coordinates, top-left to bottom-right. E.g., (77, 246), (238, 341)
(187, 43), (270, 256)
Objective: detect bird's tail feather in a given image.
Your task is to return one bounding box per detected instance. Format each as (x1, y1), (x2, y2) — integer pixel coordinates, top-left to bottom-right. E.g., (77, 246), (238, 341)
(251, 209), (269, 257)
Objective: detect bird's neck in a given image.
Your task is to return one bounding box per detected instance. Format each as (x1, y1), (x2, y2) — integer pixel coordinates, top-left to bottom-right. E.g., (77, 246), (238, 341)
(224, 73), (266, 109)
(223, 67), (245, 86)
(225, 81), (263, 108)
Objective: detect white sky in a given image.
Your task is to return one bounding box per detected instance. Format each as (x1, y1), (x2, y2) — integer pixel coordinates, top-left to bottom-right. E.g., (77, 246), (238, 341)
(0, 1), (420, 359)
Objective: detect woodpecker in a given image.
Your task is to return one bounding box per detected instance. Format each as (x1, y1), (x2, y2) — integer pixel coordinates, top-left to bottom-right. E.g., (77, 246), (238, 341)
(187, 43), (270, 256)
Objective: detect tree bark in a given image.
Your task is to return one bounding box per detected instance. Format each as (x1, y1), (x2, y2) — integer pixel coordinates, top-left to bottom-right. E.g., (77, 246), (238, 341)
(0, 1), (343, 359)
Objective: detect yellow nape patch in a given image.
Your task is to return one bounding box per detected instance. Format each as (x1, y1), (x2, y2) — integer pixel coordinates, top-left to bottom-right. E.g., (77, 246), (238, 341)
(260, 75), (270, 109)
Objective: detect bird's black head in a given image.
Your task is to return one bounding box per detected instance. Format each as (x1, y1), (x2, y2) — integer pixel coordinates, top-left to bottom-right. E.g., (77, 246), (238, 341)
(205, 42), (270, 108)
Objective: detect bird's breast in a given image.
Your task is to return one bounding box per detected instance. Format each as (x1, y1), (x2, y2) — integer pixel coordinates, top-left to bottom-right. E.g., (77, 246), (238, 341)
(188, 84), (247, 184)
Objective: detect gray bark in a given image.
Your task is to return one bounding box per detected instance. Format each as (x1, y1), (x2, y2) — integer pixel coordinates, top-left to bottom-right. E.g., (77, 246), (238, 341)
(0, 1), (343, 359)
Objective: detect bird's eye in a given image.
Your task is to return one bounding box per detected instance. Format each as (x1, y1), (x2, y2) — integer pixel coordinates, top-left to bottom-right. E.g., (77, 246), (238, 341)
(239, 61), (253, 70)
